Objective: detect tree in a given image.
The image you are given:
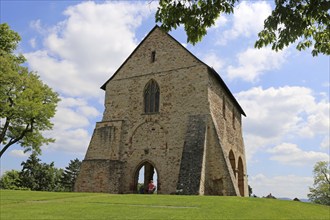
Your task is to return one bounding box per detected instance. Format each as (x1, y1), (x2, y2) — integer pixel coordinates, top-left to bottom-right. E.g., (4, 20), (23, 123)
(0, 170), (21, 189)
(37, 162), (63, 191)
(156, 0), (236, 44)
(61, 158), (82, 191)
(248, 185), (253, 197)
(19, 153), (64, 191)
(308, 161), (330, 206)
(19, 153), (42, 190)
(155, 0), (330, 56)
(0, 23), (60, 157)
(255, 0), (330, 56)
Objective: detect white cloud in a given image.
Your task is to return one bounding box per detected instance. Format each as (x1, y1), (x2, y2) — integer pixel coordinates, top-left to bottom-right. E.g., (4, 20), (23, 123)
(227, 47), (288, 82)
(25, 50), (96, 97)
(43, 97), (101, 154)
(217, 1), (272, 45)
(25, 1), (156, 98)
(44, 128), (90, 155)
(59, 97), (87, 108)
(236, 86), (330, 160)
(210, 16), (228, 30)
(54, 97), (100, 130)
(298, 99), (330, 138)
(9, 150), (29, 158)
(202, 53), (225, 73)
(268, 143), (329, 166)
(53, 106), (90, 130)
(250, 174), (313, 199)
(78, 106), (100, 118)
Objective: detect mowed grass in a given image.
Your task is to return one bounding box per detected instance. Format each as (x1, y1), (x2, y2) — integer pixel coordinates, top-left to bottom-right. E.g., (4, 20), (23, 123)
(1, 190), (329, 219)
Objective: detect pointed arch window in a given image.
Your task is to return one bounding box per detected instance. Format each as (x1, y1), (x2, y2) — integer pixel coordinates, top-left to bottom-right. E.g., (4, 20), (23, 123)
(144, 79), (160, 113)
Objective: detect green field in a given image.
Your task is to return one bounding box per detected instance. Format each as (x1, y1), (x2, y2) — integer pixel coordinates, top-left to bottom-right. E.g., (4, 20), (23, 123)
(1, 190), (329, 219)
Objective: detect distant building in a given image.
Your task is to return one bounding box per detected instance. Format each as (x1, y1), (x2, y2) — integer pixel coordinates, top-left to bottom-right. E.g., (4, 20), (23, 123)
(75, 26), (248, 196)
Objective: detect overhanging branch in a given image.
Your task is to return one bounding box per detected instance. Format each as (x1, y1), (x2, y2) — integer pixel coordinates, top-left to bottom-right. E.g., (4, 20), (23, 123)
(0, 122), (33, 158)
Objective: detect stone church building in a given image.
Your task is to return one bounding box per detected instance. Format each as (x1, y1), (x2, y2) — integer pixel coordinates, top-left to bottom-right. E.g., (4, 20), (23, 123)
(75, 25), (248, 196)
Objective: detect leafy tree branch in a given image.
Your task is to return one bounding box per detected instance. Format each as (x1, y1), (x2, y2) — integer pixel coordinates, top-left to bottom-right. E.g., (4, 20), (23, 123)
(155, 0), (330, 56)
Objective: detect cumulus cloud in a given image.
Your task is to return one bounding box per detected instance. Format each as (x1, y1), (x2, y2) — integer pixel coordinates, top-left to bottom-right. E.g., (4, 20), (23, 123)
(217, 1), (272, 45)
(236, 86), (330, 160)
(268, 143), (329, 166)
(298, 99), (330, 138)
(25, 1), (156, 98)
(25, 50), (96, 97)
(44, 128), (91, 155)
(250, 174), (313, 199)
(42, 97), (101, 154)
(227, 47), (288, 82)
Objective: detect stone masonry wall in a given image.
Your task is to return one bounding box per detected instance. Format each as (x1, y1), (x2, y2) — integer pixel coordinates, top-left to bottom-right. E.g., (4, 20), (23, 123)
(203, 115), (239, 195)
(74, 159), (124, 193)
(207, 71), (248, 196)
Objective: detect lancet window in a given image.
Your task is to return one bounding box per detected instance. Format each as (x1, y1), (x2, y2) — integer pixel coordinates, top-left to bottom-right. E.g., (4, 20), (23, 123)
(144, 79), (160, 113)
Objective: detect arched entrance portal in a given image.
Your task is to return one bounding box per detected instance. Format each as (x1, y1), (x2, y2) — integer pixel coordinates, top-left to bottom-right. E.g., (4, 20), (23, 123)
(133, 161), (158, 194)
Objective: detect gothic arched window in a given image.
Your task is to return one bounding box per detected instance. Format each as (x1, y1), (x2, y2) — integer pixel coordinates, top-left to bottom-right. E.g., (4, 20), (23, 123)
(144, 79), (160, 113)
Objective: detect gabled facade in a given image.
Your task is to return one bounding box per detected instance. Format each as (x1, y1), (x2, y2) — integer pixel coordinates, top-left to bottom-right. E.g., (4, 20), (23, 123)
(75, 25), (248, 196)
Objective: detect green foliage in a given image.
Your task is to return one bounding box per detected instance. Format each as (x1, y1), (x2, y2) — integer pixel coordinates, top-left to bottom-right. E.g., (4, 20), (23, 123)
(0, 170), (21, 189)
(0, 23), (21, 55)
(61, 158), (82, 191)
(156, 0), (237, 45)
(248, 185), (252, 197)
(0, 156), (81, 192)
(255, 0), (330, 56)
(156, 0), (330, 56)
(0, 23), (60, 157)
(19, 153), (64, 191)
(308, 161), (330, 206)
(1, 191), (329, 219)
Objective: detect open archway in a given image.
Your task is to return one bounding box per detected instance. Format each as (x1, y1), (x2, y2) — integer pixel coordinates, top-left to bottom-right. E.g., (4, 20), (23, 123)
(133, 161), (159, 194)
(238, 157), (244, 196)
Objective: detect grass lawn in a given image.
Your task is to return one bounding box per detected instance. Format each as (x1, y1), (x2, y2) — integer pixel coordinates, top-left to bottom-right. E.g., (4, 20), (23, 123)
(1, 190), (329, 219)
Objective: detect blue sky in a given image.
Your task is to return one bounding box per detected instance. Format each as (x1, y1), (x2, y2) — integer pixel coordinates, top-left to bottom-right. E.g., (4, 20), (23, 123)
(1, 0), (329, 199)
